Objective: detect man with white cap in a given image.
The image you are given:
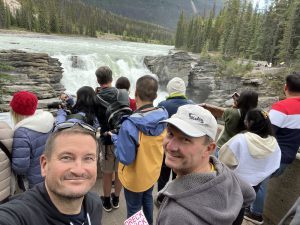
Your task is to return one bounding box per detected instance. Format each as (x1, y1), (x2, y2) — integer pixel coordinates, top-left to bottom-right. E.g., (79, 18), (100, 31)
(156, 104), (255, 225)
(156, 77), (193, 206)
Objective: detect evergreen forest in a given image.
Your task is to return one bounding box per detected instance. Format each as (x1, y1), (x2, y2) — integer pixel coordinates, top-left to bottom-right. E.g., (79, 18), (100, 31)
(175, 0), (300, 66)
(0, 0), (174, 44)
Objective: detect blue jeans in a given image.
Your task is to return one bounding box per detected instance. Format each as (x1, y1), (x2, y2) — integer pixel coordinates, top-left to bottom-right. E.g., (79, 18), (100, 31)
(123, 186), (154, 225)
(251, 163), (289, 215)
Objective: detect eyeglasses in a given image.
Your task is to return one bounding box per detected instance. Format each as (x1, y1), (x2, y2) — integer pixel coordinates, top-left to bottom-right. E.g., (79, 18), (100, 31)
(53, 122), (96, 135)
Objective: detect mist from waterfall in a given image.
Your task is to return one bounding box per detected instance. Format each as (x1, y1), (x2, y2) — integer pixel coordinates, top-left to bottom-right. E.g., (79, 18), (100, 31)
(0, 33), (173, 124)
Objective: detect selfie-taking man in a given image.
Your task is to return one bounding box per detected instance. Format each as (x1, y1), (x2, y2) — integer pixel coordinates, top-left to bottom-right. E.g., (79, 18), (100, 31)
(0, 123), (102, 225)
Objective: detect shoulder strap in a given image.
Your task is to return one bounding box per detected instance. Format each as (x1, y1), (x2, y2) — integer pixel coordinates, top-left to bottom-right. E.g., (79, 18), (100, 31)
(96, 95), (109, 108)
(0, 141), (11, 162)
(66, 113), (87, 122)
(107, 106), (132, 123)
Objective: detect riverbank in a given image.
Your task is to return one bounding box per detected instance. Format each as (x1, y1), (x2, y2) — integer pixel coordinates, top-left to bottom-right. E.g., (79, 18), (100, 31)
(0, 28), (123, 41)
(0, 28), (170, 44)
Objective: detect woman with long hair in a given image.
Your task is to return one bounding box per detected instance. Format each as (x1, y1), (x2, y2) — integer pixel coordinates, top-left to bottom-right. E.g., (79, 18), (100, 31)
(56, 86), (99, 128)
(216, 90), (258, 153)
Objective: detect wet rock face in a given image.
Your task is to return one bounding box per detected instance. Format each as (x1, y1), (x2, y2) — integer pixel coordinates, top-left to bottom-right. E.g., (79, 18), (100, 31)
(144, 51), (284, 109)
(144, 51), (195, 87)
(0, 50), (64, 112)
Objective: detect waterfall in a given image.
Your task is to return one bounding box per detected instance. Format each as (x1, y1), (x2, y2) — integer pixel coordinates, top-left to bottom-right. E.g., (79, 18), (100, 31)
(54, 53), (150, 97)
(0, 33), (172, 124)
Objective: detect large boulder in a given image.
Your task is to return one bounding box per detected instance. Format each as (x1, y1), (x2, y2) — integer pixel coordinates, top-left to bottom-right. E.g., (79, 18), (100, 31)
(144, 51), (196, 87)
(0, 49), (64, 112)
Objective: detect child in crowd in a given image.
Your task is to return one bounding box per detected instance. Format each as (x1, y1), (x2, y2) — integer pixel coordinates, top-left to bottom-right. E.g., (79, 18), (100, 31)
(10, 91), (54, 191)
(115, 76), (136, 111)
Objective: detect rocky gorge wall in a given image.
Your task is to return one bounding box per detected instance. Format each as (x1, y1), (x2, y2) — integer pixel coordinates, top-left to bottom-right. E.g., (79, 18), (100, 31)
(144, 51), (286, 110)
(0, 50), (64, 112)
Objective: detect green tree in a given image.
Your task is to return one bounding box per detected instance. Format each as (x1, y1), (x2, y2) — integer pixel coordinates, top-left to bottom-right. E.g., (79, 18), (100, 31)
(278, 1), (300, 64)
(0, 0), (7, 28)
(175, 11), (185, 48)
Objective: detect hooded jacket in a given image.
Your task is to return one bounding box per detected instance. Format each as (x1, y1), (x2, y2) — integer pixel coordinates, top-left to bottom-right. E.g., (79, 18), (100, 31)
(0, 182), (102, 225)
(156, 156), (255, 225)
(217, 108), (242, 148)
(219, 132), (281, 186)
(95, 87), (118, 145)
(0, 122), (14, 201)
(158, 94), (193, 117)
(12, 110), (54, 189)
(111, 107), (168, 192)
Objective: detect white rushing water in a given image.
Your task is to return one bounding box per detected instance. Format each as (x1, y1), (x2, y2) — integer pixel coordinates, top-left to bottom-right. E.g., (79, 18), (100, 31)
(0, 32), (173, 124)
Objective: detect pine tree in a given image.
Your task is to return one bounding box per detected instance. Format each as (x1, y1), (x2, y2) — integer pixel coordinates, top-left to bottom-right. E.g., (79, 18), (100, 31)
(175, 11), (185, 48)
(186, 18), (194, 51)
(238, 1), (253, 56)
(294, 40), (300, 61)
(38, 8), (49, 33)
(0, 0), (7, 28)
(278, 1), (300, 64)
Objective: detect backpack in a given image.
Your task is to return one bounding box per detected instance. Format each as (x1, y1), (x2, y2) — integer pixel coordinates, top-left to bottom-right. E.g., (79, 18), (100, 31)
(66, 113), (87, 123)
(97, 89), (132, 133)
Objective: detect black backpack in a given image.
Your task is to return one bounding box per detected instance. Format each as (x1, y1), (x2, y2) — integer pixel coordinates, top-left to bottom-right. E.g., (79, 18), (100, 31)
(97, 89), (132, 133)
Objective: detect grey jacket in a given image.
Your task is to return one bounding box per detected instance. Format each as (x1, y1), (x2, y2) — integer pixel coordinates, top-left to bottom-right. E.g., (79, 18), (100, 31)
(156, 156), (255, 225)
(0, 122), (14, 201)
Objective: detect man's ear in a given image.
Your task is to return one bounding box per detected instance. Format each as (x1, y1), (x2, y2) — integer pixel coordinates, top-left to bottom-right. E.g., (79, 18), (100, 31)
(135, 89), (138, 98)
(206, 142), (216, 155)
(40, 155), (47, 178)
(284, 83), (288, 93)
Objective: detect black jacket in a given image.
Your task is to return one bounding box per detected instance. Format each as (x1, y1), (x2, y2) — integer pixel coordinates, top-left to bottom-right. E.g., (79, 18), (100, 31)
(0, 183), (102, 225)
(95, 86), (118, 145)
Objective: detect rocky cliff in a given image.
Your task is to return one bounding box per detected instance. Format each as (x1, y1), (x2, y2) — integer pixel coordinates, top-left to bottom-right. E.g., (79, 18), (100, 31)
(144, 51), (285, 110)
(0, 50), (64, 112)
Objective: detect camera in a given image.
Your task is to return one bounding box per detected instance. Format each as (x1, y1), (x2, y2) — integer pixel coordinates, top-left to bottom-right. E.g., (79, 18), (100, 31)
(232, 92), (240, 101)
(47, 101), (67, 109)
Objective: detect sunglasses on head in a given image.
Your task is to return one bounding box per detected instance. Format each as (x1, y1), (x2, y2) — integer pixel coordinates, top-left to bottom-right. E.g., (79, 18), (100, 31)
(53, 122), (96, 134)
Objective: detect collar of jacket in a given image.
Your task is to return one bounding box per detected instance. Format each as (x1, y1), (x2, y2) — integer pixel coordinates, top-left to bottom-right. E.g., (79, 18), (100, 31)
(166, 93), (187, 100)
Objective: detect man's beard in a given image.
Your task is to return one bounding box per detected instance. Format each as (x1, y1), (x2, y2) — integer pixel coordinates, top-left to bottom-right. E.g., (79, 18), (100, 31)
(48, 172), (92, 200)
(50, 186), (88, 201)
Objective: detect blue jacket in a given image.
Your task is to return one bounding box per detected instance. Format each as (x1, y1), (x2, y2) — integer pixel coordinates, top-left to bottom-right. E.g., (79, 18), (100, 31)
(158, 95), (193, 118)
(111, 107), (168, 165)
(12, 110), (54, 189)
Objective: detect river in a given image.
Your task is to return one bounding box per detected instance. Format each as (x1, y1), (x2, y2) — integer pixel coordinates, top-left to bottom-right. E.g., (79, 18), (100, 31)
(0, 32), (173, 125)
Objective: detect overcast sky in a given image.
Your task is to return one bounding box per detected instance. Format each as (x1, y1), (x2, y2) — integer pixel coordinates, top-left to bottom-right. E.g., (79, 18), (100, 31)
(251, 0), (271, 9)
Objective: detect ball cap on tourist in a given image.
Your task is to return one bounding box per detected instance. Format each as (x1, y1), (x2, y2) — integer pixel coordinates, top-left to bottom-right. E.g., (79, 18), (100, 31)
(10, 91), (38, 116)
(161, 104), (218, 139)
(167, 77), (186, 95)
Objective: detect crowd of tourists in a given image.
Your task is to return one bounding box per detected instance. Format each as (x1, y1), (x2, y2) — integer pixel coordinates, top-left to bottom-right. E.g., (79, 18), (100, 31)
(0, 66), (299, 225)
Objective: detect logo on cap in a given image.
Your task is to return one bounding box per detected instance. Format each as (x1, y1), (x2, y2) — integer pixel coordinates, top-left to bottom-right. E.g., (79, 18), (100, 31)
(189, 113), (204, 123)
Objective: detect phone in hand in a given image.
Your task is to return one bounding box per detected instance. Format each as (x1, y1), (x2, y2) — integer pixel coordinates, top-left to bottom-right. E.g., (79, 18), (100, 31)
(232, 92), (240, 101)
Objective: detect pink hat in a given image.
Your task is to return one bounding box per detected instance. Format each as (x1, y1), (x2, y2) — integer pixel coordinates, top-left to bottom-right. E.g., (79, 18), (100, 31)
(10, 91), (38, 116)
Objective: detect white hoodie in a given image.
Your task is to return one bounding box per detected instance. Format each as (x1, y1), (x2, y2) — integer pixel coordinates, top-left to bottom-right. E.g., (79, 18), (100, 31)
(219, 132), (281, 186)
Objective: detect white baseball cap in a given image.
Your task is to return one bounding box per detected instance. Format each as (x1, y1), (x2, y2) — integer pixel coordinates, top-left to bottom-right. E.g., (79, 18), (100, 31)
(161, 104), (218, 139)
